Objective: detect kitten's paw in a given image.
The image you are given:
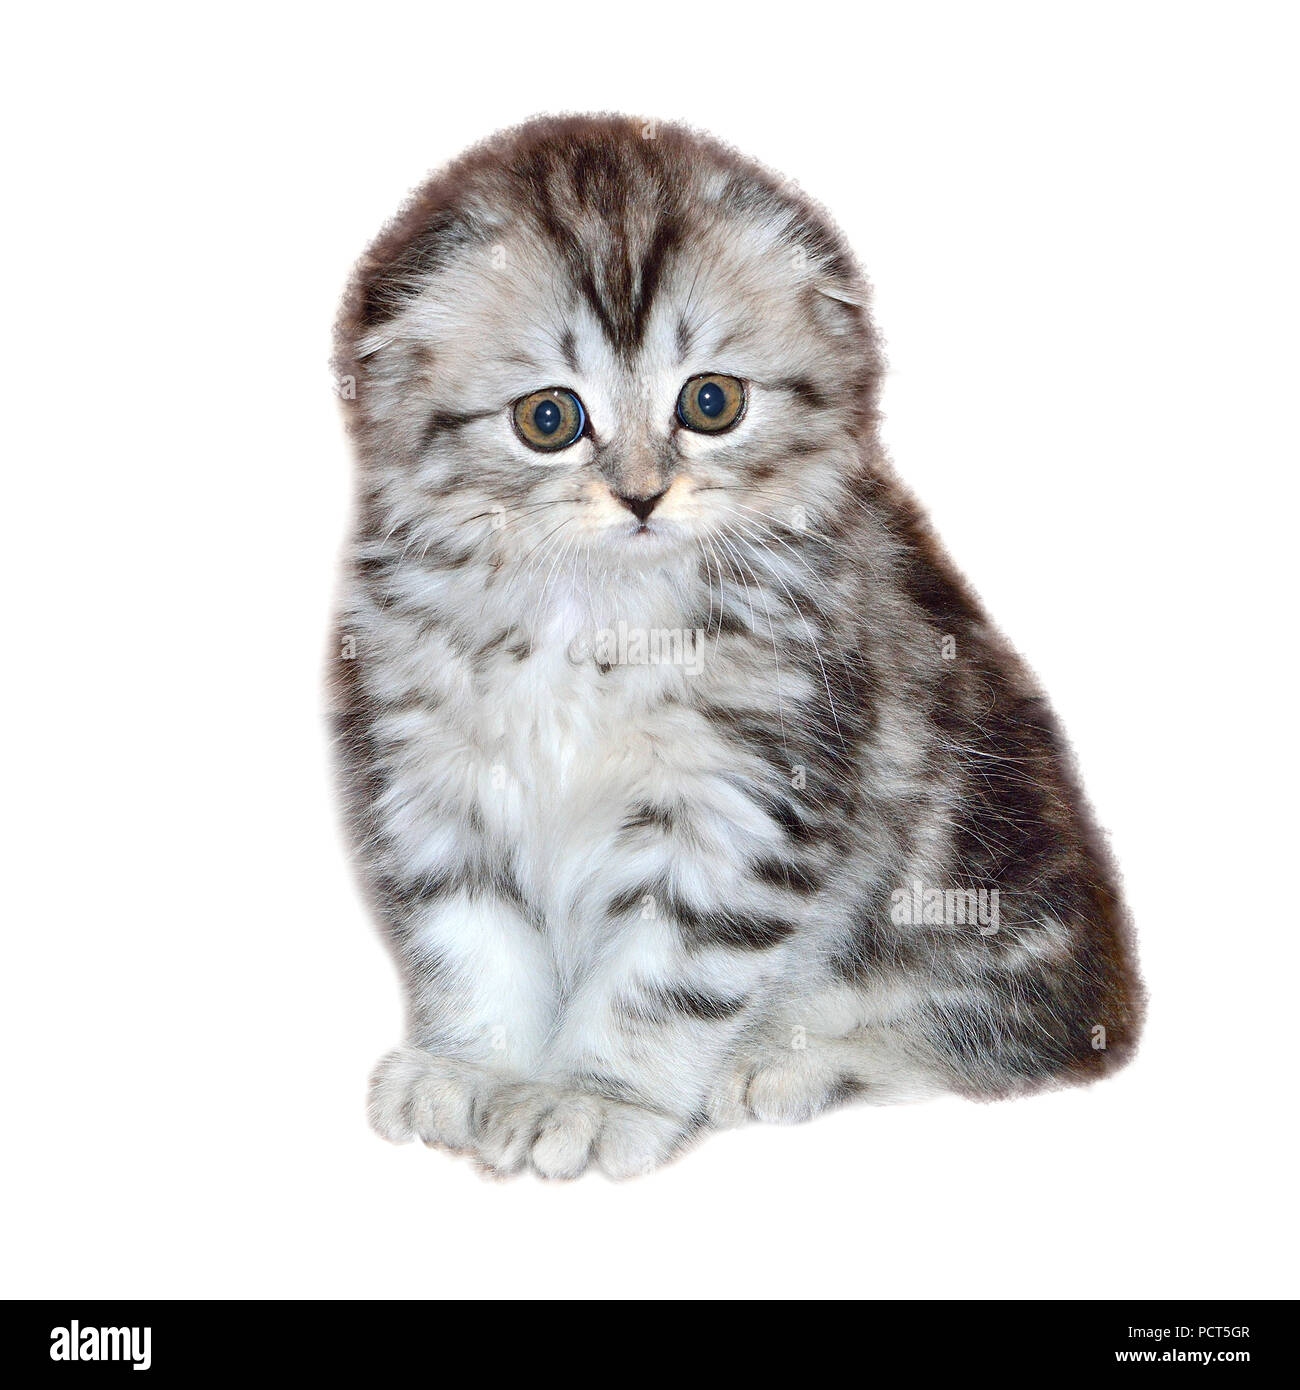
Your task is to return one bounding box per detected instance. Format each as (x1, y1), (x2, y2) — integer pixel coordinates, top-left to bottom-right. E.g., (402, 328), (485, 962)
(472, 1082), (692, 1180)
(472, 1082), (577, 1177)
(740, 1051), (861, 1125)
(528, 1092), (606, 1179)
(592, 1101), (692, 1180)
(367, 1045), (496, 1152)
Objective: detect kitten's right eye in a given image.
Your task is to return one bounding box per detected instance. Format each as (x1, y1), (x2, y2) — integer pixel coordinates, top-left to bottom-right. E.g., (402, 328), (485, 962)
(512, 388), (586, 452)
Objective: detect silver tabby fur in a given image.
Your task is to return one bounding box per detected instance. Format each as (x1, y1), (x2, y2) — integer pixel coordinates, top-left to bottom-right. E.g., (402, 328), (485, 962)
(329, 115), (1143, 1180)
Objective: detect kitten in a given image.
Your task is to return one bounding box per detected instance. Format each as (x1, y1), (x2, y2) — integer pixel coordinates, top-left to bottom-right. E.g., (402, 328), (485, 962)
(330, 115), (1143, 1180)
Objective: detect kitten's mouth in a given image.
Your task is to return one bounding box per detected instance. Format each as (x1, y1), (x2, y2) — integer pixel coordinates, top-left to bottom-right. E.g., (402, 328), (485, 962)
(601, 517), (681, 562)
(593, 513), (682, 556)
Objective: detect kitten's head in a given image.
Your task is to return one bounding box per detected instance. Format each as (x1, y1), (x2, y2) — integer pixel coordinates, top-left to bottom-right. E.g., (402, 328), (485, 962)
(338, 116), (881, 582)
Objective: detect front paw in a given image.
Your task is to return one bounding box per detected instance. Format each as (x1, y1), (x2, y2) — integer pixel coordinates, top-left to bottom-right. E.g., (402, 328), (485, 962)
(737, 1050), (862, 1125)
(367, 1045), (499, 1153)
(473, 1082), (692, 1180)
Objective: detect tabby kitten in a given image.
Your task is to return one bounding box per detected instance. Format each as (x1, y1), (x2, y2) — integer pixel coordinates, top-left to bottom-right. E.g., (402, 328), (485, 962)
(331, 115), (1142, 1180)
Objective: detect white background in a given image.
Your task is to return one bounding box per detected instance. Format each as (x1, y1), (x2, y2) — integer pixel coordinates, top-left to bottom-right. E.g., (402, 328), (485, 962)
(3, 2), (1296, 1300)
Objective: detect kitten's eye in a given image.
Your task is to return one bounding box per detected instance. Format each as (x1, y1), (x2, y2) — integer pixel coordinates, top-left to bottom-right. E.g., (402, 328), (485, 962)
(676, 374), (746, 434)
(512, 388), (586, 452)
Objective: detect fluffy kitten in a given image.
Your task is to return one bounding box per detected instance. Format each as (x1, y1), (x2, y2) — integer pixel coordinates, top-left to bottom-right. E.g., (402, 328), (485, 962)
(330, 115), (1142, 1180)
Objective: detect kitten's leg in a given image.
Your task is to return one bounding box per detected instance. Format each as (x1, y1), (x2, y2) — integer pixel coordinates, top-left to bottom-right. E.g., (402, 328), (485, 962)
(472, 910), (780, 1180)
(368, 888), (556, 1152)
(726, 922), (1121, 1121)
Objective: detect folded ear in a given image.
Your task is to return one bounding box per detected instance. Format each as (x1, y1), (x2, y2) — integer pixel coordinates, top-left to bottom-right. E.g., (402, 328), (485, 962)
(816, 278), (866, 307)
(353, 326), (395, 361)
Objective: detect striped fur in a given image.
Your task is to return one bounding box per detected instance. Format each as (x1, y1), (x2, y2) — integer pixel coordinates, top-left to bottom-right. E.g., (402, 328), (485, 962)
(329, 115), (1143, 1179)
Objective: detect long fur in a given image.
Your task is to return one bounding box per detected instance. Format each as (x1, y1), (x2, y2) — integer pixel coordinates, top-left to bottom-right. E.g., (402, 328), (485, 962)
(328, 114), (1143, 1179)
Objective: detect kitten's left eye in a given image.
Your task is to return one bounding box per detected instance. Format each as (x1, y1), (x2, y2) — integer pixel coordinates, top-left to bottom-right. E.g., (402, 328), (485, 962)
(512, 388), (586, 452)
(677, 374), (746, 433)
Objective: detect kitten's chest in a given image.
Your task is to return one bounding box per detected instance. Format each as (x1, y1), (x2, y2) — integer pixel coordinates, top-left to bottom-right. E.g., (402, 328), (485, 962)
(479, 642), (680, 821)
(469, 636), (726, 912)
(372, 592), (769, 940)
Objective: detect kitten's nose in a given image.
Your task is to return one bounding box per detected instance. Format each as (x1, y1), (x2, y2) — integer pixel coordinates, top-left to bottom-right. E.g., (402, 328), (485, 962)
(613, 487), (669, 522)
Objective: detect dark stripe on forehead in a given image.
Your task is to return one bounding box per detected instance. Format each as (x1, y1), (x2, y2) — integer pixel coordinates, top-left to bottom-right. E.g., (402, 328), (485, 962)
(515, 142), (684, 358)
(529, 175), (621, 348)
(559, 327), (579, 374)
(628, 213), (681, 351)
